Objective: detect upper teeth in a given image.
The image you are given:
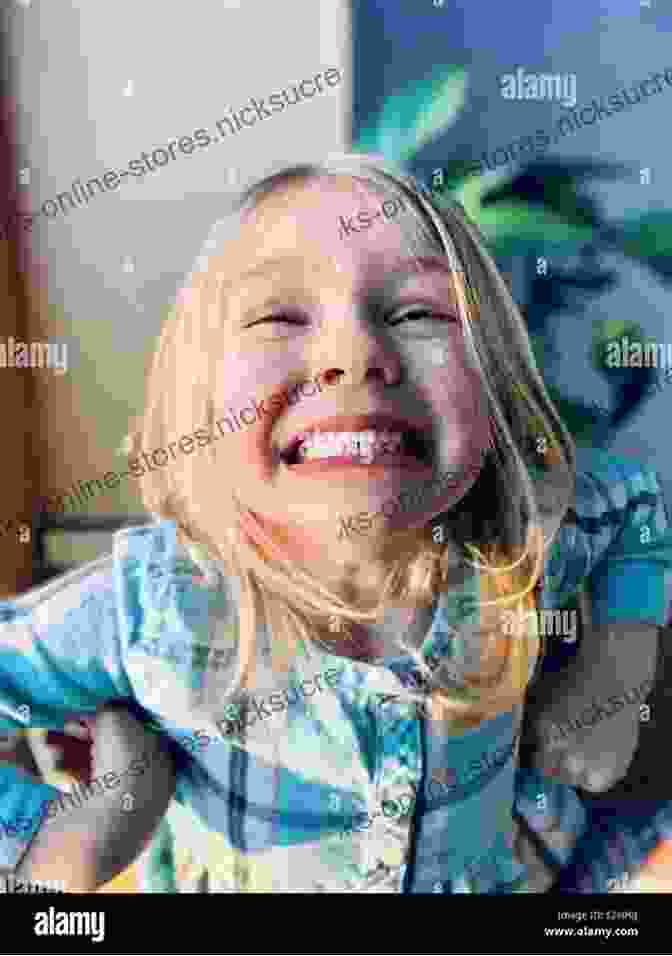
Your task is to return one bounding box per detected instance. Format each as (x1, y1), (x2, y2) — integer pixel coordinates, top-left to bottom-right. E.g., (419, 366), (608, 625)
(295, 430), (404, 461)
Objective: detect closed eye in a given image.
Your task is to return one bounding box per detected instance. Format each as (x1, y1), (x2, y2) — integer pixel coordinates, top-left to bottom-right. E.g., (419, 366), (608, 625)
(245, 313), (308, 328)
(387, 308), (458, 326)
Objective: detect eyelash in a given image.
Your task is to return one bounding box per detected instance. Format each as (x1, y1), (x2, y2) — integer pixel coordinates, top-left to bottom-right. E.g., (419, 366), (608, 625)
(387, 307), (458, 326)
(248, 314), (306, 327)
(247, 308), (457, 328)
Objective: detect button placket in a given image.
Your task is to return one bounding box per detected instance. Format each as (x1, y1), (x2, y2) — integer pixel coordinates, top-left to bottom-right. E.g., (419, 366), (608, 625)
(365, 696), (421, 872)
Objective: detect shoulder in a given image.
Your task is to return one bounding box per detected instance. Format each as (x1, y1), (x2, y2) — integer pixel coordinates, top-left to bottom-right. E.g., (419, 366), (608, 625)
(562, 446), (665, 534)
(113, 519), (227, 583)
(541, 447), (671, 601)
(113, 518), (216, 592)
(573, 446), (664, 505)
(1, 552), (117, 631)
(112, 519), (239, 649)
(0, 522), (173, 625)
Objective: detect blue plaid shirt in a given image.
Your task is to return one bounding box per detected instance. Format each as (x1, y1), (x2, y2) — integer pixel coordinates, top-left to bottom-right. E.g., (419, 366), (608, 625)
(0, 447), (670, 892)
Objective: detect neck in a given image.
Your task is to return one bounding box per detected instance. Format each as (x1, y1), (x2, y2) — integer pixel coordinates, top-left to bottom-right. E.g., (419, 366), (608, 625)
(325, 602), (436, 662)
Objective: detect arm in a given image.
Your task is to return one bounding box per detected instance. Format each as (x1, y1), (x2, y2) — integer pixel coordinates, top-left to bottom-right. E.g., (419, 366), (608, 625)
(523, 449), (671, 791)
(524, 619), (658, 790)
(14, 705), (175, 892)
(0, 554), (146, 874)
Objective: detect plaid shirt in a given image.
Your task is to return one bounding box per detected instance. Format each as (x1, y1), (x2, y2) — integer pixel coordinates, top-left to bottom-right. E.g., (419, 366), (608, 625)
(0, 447), (670, 892)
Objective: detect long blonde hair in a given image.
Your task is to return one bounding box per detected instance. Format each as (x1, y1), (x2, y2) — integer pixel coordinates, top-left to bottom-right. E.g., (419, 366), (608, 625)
(124, 153), (576, 729)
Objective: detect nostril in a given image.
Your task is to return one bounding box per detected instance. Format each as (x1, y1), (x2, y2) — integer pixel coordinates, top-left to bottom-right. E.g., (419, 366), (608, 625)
(321, 369), (342, 387)
(280, 437), (302, 464)
(406, 429), (431, 462)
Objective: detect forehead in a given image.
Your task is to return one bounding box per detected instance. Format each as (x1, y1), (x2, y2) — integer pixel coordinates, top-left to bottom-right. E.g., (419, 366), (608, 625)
(217, 175), (460, 294)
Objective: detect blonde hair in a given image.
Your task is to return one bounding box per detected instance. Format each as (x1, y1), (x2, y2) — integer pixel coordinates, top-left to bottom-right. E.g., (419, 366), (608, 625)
(124, 153), (576, 729)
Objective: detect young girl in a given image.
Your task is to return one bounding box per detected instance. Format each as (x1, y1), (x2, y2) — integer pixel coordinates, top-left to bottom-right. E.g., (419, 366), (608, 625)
(2, 153), (671, 894)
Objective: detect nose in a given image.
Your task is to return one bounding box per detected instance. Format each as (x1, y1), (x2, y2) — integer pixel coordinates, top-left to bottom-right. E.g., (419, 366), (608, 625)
(316, 318), (403, 390)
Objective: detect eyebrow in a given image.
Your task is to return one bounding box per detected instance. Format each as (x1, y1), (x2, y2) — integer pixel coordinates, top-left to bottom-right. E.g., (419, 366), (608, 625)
(230, 255), (463, 288)
(384, 256), (462, 281)
(233, 258), (314, 285)
(364, 257), (464, 304)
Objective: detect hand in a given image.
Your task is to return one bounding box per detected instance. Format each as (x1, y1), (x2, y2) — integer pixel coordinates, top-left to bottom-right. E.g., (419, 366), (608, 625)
(522, 622), (657, 793)
(16, 702), (175, 891)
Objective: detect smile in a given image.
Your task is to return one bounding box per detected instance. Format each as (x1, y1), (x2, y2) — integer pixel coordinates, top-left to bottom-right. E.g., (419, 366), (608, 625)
(279, 413), (433, 467)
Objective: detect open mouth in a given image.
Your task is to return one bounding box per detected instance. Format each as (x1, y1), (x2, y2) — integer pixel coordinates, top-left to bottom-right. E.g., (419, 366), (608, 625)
(280, 424), (432, 466)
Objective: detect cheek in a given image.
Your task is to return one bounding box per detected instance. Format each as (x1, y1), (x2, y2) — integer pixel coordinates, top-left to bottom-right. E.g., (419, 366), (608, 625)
(411, 365), (491, 514)
(215, 350), (297, 408)
(212, 349), (305, 445)
(423, 363), (491, 445)
(211, 350), (306, 480)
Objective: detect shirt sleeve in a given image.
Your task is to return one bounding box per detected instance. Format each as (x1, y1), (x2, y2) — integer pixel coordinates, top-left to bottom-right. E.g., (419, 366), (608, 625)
(540, 447), (672, 627)
(0, 553), (134, 867)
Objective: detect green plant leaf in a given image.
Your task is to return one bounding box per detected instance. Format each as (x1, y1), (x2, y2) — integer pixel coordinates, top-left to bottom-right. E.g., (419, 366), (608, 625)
(605, 211), (672, 283)
(590, 318), (650, 374)
(436, 166), (506, 219)
(469, 201), (597, 256)
(478, 160), (631, 231)
(611, 211), (672, 259)
(353, 65), (468, 161)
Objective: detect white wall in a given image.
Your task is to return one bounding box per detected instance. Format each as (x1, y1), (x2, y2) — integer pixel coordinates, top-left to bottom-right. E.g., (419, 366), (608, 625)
(3, 0), (350, 517)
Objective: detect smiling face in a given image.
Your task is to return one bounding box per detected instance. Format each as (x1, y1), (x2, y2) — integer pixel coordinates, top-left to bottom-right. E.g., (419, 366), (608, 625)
(202, 174), (492, 575)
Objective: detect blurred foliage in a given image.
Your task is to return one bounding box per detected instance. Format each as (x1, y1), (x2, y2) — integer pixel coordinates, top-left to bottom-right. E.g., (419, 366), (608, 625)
(353, 66), (672, 448)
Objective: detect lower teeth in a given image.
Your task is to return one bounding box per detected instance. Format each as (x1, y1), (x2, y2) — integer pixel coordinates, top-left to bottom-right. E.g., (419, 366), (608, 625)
(300, 448), (400, 462)
(295, 435), (410, 462)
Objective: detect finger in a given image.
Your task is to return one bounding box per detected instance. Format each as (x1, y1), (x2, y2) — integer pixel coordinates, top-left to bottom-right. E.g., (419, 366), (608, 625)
(577, 756), (636, 793)
(529, 740), (572, 780)
(513, 819), (558, 892)
(63, 720), (93, 741)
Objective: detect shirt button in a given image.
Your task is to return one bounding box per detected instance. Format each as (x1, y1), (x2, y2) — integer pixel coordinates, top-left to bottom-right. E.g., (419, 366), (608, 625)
(377, 843), (406, 869)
